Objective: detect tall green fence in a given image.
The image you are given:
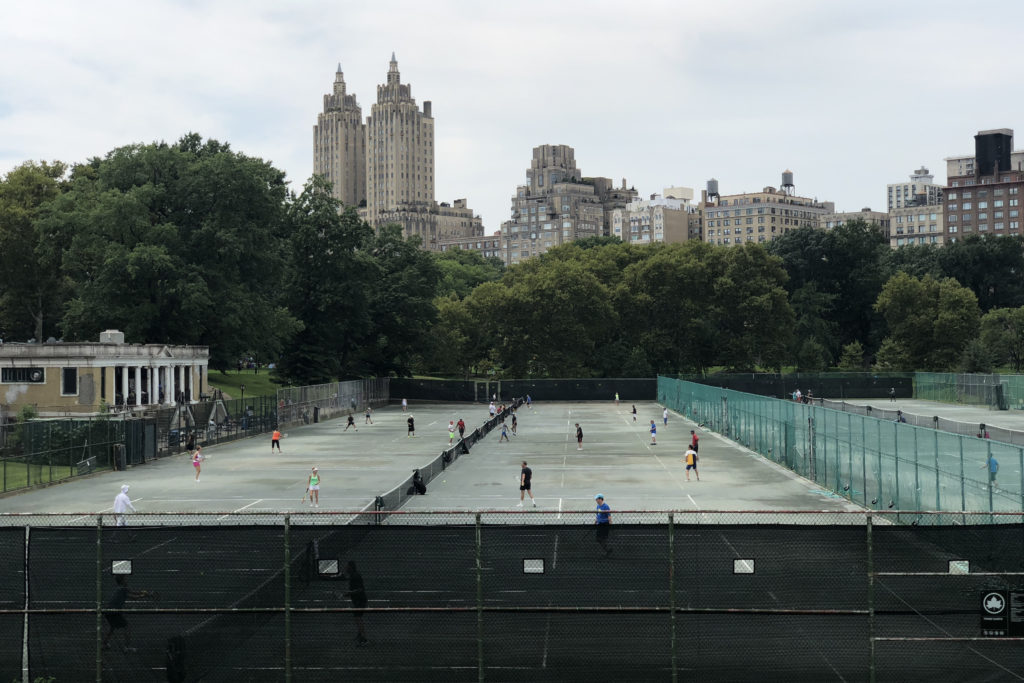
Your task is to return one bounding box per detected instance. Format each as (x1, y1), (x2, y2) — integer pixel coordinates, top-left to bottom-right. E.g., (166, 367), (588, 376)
(659, 377), (1024, 515)
(914, 372), (1024, 410)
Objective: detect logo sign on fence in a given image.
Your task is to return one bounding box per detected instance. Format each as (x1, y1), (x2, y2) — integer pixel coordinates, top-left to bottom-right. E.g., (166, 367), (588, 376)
(981, 590), (1008, 636)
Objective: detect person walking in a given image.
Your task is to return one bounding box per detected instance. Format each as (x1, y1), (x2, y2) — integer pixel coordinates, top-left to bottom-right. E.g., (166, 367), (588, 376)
(511, 413), (518, 436)
(342, 561), (369, 645)
(594, 494), (612, 556)
(575, 423), (584, 450)
(407, 415), (415, 438)
(889, 387), (896, 403)
(981, 454), (999, 490)
(499, 422), (510, 442)
(457, 418), (466, 439)
(271, 428), (282, 453)
(345, 414), (357, 431)
(113, 484), (136, 527)
(615, 392), (620, 407)
(306, 466), (321, 507)
(518, 461), (536, 507)
(683, 446), (700, 481)
(102, 575), (155, 653)
(690, 430), (699, 453)
(489, 401), (496, 417)
(192, 446), (203, 482)
(663, 407), (669, 426)
(401, 398), (408, 412)
(526, 394), (532, 409)
(364, 406), (373, 424)
(649, 420), (658, 445)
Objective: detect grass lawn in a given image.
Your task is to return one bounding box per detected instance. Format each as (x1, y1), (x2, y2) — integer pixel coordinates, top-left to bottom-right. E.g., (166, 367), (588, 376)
(2, 462), (76, 492)
(207, 370), (283, 399)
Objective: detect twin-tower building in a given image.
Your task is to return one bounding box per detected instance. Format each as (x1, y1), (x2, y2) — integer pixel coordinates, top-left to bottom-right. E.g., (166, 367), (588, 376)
(313, 55), (483, 249)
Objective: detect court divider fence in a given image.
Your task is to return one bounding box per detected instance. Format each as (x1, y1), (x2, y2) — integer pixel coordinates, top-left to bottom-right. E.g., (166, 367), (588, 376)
(352, 398), (524, 524)
(3, 510), (1023, 682)
(659, 377), (1024, 516)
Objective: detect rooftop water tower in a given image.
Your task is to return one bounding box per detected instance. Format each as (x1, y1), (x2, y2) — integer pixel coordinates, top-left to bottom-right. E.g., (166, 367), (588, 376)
(781, 170), (795, 196)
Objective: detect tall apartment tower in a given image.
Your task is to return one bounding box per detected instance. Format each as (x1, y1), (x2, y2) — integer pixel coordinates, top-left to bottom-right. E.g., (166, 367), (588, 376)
(500, 144), (604, 264)
(365, 53), (435, 227)
(312, 65), (366, 207)
(942, 128), (1024, 244)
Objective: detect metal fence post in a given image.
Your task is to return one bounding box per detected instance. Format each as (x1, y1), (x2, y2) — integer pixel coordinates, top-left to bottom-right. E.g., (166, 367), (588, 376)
(283, 514), (291, 683)
(866, 513), (875, 683)
(95, 515), (103, 683)
(934, 429), (941, 510)
(1019, 448), (1024, 513)
(893, 422), (900, 517)
(668, 513), (677, 683)
(959, 438), (966, 513)
(476, 512), (484, 682)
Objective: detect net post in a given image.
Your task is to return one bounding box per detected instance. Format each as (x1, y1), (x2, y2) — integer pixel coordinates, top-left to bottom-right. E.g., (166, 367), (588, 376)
(475, 512), (483, 682)
(95, 514), (103, 683)
(866, 513), (875, 683)
(668, 512), (677, 683)
(283, 513), (292, 683)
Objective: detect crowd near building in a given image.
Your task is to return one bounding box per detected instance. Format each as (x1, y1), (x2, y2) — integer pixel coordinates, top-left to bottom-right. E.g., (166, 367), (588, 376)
(313, 67), (1023, 262)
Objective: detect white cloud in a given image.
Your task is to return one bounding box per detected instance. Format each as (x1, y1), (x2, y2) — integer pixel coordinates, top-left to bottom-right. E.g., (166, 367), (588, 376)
(3, 0), (1024, 229)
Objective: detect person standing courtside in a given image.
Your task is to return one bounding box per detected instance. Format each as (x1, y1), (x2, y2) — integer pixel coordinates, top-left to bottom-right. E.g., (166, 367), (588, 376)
(632, 404), (637, 422)
(595, 494), (612, 555)
(272, 428), (282, 453)
(690, 430), (699, 453)
(407, 415), (416, 438)
(113, 484), (136, 527)
(683, 446), (700, 481)
(306, 466), (321, 507)
(518, 461), (536, 507)
(649, 420), (658, 446)
(576, 423), (584, 450)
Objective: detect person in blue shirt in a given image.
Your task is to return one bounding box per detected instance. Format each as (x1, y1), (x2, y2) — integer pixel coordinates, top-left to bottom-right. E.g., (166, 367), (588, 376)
(649, 420), (658, 445)
(595, 494), (612, 556)
(981, 454), (999, 490)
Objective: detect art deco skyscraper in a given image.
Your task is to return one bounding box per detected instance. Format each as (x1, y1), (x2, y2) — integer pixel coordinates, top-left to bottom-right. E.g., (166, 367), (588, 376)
(313, 64), (365, 207)
(365, 53), (435, 227)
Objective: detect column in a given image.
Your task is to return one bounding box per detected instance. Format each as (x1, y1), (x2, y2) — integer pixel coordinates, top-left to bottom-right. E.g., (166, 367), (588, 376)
(167, 364), (176, 406)
(134, 366), (142, 407)
(147, 367), (154, 404)
(189, 365), (196, 402)
(121, 366), (129, 406)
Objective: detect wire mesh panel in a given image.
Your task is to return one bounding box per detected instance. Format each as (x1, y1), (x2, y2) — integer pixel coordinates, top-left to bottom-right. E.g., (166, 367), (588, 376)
(659, 377), (1024, 515)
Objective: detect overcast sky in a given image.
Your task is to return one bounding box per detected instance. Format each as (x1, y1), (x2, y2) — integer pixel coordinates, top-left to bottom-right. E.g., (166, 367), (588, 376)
(3, 0), (1024, 234)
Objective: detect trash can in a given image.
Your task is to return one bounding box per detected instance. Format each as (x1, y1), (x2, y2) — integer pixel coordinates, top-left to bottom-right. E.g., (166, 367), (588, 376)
(313, 406), (319, 423)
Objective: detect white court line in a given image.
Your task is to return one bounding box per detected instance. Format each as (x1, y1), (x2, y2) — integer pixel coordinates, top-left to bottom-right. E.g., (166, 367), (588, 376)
(219, 499), (263, 520)
(541, 610), (552, 668)
(557, 498), (563, 520)
(552, 533), (559, 569)
(71, 499), (144, 524)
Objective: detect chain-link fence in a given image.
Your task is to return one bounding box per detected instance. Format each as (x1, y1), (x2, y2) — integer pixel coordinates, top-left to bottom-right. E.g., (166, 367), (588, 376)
(680, 372), (915, 401)
(914, 372), (1024, 410)
(818, 398), (1024, 447)
(276, 379), (389, 428)
(0, 417), (126, 492)
(2, 510), (1022, 682)
(660, 378), (1024, 515)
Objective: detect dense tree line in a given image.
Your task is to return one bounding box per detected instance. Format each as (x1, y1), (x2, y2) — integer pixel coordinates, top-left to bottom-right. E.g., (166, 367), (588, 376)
(3, 134), (1024, 383)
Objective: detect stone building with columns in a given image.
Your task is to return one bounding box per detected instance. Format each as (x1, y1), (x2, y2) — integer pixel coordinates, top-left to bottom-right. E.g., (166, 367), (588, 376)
(0, 330), (209, 418)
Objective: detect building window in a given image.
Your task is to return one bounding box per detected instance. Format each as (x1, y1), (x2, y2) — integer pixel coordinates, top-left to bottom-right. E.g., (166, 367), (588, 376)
(61, 367), (78, 396)
(2, 367), (46, 383)
(962, 202), (972, 210)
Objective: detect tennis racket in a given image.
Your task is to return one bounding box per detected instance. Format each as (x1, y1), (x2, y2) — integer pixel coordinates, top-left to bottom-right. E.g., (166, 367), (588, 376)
(301, 489), (308, 503)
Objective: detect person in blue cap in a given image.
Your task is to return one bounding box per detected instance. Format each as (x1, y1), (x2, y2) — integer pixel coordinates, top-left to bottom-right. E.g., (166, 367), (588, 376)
(595, 494), (612, 555)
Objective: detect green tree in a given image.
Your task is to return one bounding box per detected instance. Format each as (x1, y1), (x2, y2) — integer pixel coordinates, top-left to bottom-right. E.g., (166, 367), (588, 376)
(357, 224), (442, 377)
(796, 338), (829, 371)
(274, 178), (372, 384)
(959, 338), (995, 373)
(433, 248), (504, 299)
(769, 220), (889, 353)
(979, 306), (1024, 371)
(0, 161), (69, 342)
(836, 341), (866, 371)
(873, 337), (913, 371)
(936, 234), (1024, 312)
(874, 272), (981, 370)
(46, 135), (297, 369)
